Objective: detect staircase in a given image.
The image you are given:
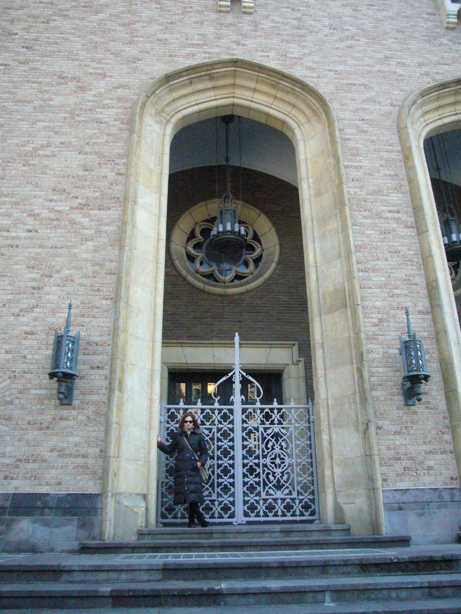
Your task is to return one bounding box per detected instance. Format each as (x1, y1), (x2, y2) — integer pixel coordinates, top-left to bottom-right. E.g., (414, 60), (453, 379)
(1, 524), (461, 612)
(81, 522), (411, 554)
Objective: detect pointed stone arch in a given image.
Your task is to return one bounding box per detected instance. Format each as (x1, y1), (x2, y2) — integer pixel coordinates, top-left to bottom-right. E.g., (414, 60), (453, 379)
(101, 59), (384, 541)
(398, 78), (461, 481)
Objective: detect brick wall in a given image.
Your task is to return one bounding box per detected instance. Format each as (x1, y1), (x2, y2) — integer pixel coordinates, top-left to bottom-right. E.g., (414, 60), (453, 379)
(0, 0), (460, 495)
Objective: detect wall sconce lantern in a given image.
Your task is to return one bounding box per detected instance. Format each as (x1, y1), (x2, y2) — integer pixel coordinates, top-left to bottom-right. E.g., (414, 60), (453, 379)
(48, 302), (80, 405)
(399, 308), (430, 406)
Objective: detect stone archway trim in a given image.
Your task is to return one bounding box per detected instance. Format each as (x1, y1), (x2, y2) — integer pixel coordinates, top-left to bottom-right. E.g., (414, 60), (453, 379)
(398, 78), (461, 480)
(101, 59), (385, 541)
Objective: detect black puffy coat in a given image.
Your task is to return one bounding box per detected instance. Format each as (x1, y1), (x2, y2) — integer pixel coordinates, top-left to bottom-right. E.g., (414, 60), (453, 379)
(158, 428), (208, 506)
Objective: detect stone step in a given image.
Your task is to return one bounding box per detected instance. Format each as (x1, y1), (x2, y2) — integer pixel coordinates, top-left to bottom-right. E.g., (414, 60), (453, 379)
(4, 601), (461, 614)
(137, 523), (353, 541)
(1, 547), (461, 585)
(80, 533), (411, 554)
(1, 573), (461, 609)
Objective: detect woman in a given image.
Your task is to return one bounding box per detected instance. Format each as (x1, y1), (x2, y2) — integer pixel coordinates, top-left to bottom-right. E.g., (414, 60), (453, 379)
(157, 412), (209, 528)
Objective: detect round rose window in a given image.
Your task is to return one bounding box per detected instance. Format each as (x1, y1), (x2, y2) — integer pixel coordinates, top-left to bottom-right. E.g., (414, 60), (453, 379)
(169, 200), (280, 295)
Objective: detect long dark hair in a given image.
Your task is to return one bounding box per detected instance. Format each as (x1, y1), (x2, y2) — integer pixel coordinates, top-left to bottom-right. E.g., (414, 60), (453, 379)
(178, 412), (199, 430)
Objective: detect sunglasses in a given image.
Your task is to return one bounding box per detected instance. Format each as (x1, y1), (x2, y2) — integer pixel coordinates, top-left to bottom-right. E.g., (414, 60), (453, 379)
(184, 419), (194, 423)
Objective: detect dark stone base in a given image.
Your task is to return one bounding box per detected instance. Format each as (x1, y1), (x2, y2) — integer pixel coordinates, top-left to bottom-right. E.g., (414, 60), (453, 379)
(383, 487), (461, 544)
(0, 493), (101, 552)
(2, 488), (459, 551)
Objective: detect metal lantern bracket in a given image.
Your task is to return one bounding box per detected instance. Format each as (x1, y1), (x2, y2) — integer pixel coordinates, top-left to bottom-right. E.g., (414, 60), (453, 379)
(48, 302), (80, 405)
(399, 308), (430, 406)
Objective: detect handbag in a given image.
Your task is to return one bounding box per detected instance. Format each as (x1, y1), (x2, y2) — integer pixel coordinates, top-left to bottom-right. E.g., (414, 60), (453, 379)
(184, 435), (211, 483)
(199, 465), (210, 483)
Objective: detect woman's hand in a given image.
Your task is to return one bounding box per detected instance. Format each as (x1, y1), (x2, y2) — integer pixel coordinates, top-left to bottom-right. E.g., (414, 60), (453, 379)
(197, 461), (203, 468)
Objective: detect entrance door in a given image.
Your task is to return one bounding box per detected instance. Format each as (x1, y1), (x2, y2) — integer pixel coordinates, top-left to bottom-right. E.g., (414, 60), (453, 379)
(158, 369), (318, 525)
(168, 371), (282, 405)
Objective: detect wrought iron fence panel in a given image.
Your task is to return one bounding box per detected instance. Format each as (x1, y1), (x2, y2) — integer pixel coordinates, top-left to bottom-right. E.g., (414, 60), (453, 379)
(239, 403), (317, 521)
(158, 400), (318, 524)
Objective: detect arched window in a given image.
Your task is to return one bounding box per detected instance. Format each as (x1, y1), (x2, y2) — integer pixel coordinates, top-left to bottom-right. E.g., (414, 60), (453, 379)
(424, 129), (461, 301)
(399, 79), (461, 483)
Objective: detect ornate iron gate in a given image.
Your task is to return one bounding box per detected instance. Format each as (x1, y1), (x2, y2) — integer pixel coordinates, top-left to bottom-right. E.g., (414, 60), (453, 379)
(157, 335), (318, 524)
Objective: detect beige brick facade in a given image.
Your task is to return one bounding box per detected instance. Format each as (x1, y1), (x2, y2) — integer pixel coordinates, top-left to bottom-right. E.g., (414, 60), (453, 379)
(1, 0), (461, 547)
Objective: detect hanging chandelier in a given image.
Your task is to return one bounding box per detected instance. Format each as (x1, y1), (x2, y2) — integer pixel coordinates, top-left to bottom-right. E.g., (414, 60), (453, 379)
(203, 115), (247, 269)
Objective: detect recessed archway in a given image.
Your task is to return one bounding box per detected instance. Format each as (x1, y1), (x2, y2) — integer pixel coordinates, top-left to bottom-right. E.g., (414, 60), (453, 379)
(101, 59), (384, 541)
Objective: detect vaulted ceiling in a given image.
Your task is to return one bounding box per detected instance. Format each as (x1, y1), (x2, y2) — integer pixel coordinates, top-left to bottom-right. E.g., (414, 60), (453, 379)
(170, 116), (298, 187)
